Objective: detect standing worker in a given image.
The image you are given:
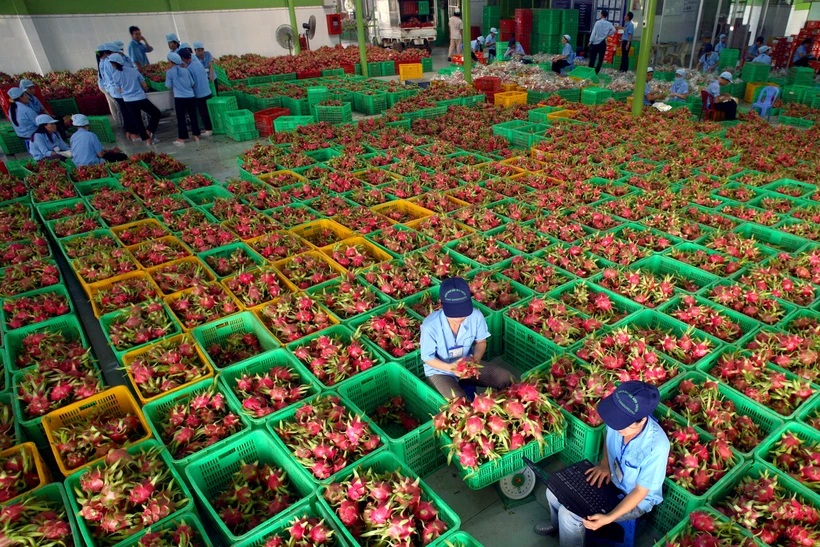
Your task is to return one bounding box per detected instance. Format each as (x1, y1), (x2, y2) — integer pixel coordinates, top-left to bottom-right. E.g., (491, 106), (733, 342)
(194, 42), (216, 82)
(109, 53), (162, 145)
(165, 52), (200, 146)
(180, 48), (214, 136)
(113, 41), (135, 67)
(706, 72), (738, 121)
(448, 10), (463, 62)
(69, 114), (128, 166)
(535, 382), (670, 547)
(420, 277), (514, 400)
(19, 80), (68, 140)
(752, 45), (772, 65)
(486, 28), (498, 62)
(696, 43), (720, 72)
(128, 26), (153, 68)
(166, 33), (181, 54)
(793, 38), (815, 67)
(102, 45), (140, 141)
(6, 88), (39, 152)
(588, 10), (615, 74)
(667, 68), (689, 101)
(746, 36), (764, 61)
(715, 33), (728, 53)
(552, 35), (576, 75)
(29, 114), (70, 162)
(620, 12), (634, 72)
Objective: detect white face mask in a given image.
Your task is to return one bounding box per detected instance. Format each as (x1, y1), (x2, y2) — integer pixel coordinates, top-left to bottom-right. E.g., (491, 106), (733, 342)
(675, 76), (683, 81)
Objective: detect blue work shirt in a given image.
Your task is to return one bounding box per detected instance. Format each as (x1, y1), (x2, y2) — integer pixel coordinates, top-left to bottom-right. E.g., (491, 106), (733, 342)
(590, 18), (615, 45)
(100, 58), (122, 99)
(563, 43), (576, 65)
(752, 53), (771, 65)
(746, 44), (759, 60)
(699, 52), (719, 71)
(165, 65), (195, 98)
(187, 58), (212, 98)
(420, 308), (490, 378)
(669, 78), (688, 101)
(622, 21), (634, 42)
(605, 418), (670, 513)
(9, 103), (38, 138)
(70, 129), (104, 166)
(24, 92), (44, 114)
(715, 41), (727, 54)
(486, 34), (497, 48)
(30, 132), (69, 161)
(197, 51), (215, 80)
(504, 42), (526, 57)
(122, 54), (136, 69)
(793, 45), (808, 64)
(644, 82), (652, 105)
(114, 66), (147, 102)
(129, 39), (153, 66)
(706, 80), (721, 98)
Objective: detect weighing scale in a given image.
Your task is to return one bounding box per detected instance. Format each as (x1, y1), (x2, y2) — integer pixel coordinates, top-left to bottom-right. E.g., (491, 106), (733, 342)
(496, 467), (537, 509)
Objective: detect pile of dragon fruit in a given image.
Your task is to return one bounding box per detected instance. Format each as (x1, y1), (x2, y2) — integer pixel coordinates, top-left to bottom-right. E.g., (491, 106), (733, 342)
(2, 83), (820, 547)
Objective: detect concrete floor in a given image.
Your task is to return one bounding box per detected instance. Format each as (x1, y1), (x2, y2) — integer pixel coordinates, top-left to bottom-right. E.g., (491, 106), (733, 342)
(4, 45), (672, 547)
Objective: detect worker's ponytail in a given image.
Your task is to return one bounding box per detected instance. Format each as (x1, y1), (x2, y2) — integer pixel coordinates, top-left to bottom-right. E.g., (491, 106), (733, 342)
(8, 102), (18, 127)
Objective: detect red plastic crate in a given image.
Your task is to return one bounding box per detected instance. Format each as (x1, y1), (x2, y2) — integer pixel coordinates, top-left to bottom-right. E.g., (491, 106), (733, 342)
(402, 1), (418, 15)
(341, 63), (355, 74)
(500, 32), (512, 42)
(471, 26), (481, 40)
(76, 93), (110, 116)
(297, 70), (321, 79)
(475, 76), (501, 93)
(254, 107), (291, 137)
(500, 19), (514, 33)
(806, 20), (820, 29)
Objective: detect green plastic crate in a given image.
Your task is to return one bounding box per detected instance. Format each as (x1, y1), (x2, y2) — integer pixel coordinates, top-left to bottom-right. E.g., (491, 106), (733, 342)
(646, 410), (745, 536)
(347, 305), (425, 379)
(218, 348), (320, 429)
(422, 57), (433, 72)
(286, 324), (386, 391)
(207, 96), (239, 135)
(337, 362), (446, 478)
(5, 313), (89, 374)
(651, 506), (755, 547)
(273, 115), (314, 133)
(787, 66), (816, 86)
(313, 102), (353, 125)
(658, 371), (783, 459)
(548, 280), (643, 328)
(224, 109), (256, 134)
(0, 391), (23, 446)
(142, 379), (250, 473)
(47, 97), (79, 117)
(353, 91), (388, 115)
(184, 429), (317, 545)
(631, 254), (722, 294)
(315, 451), (460, 542)
(0, 124), (27, 155)
(98, 301), (180, 359)
(379, 61), (396, 76)
(754, 422), (820, 496)
(779, 115), (815, 129)
(366, 62), (383, 77)
(227, 129), (260, 141)
(581, 86), (613, 105)
(65, 439), (196, 547)
(183, 185), (234, 206)
(121, 513), (213, 547)
(233, 499), (354, 547)
(191, 310), (279, 369)
(306, 86), (328, 106)
(437, 532), (484, 547)
(280, 96), (310, 116)
(741, 62), (771, 83)
(732, 223), (810, 254)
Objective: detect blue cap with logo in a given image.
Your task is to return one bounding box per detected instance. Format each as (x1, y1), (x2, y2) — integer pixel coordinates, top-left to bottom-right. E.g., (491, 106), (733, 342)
(439, 277), (473, 318)
(597, 381), (660, 430)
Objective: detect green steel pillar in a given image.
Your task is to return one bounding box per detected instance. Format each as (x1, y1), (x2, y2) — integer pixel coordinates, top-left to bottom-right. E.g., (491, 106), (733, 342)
(462, 1), (472, 84)
(355, 0), (369, 76)
(287, 0), (301, 54)
(631, 0), (658, 116)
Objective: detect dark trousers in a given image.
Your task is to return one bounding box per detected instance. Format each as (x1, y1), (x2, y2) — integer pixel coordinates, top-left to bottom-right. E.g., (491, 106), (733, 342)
(103, 151), (128, 162)
(552, 59), (570, 74)
(174, 97), (199, 139)
(195, 94), (213, 131)
(427, 364), (514, 400)
(113, 97), (138, 134)
(793, 57), (810, 67)
(588, 40), (607, 73)
(125, 99), (161, 141)
(620, 41), (630, 71)
(714, 100), (737, 121)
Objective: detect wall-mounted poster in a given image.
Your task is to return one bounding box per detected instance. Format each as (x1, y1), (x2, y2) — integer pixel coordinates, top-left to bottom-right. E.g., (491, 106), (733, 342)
(574, 0), (595, 32)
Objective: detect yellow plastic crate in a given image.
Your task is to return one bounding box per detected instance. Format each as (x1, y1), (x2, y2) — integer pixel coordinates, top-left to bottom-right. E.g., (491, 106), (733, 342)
(500, 83), (520, 92)
(87, 270), (162, 318)
(547, 110), (578, 120)
(399, 63), (423, 81)
(0, 443), (49, 503)
(494, 91), (528, 107)
(370, 200), (435, 224)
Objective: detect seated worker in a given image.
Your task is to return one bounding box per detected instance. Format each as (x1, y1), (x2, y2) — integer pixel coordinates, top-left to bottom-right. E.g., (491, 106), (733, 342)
(793, 38), (815, 67)
(504, 35), (526, 58)
(706, 71), (738, 121)
(643, 67), (665, 105)
(30, 114), (69, 161)
(552, 35), (576, 75)
(746, 36), (764, 61)
(667, 68), (689, 102)
(752, 45), (772, 65)
(69, 114), (128, 165)
(420, 277), (514, 400)
(535, 381), (670, 547)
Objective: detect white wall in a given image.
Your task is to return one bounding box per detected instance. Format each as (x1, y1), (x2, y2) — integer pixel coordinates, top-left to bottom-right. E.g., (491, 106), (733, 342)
(1, 7), (337, 74)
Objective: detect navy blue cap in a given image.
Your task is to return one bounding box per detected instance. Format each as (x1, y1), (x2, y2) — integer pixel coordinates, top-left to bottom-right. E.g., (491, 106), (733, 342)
(597, 381), (660, 430)
(439, 277), (473, 318)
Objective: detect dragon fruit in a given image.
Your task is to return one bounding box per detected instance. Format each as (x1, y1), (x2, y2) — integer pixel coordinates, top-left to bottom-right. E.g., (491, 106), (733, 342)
(0, 487), (73, 545)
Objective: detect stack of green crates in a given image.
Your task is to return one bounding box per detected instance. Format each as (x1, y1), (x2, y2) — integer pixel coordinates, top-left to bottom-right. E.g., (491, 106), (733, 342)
(312, 101), (353, 125)
(613, 56), (637, 70)
(742, 62), (770, 83)
(223, 109), (259, 141)
(0, 123), (26, 155)
(206, 95), (238, 135)
(560, 9), (579, 40)
(802, 88), (820, 107)
(781, 85), (812, 104)
(307, 86), (328, 106)
(483, 6), (500, 36)
(85, 115), (116, 144)
(718, 48), (739, 69)
(787, 66), (815, 86)
(581, 86), (612, 105)
(419, 1), (429, 15)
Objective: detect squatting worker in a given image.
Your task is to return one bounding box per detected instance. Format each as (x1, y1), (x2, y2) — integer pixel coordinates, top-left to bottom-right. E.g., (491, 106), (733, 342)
(752, 45), (772, 65)
(551, 35), (575, 75)
(535, 381), (670, 546)
(420, 277), (514, 400)
(128, 26), (153, 68)
(793, 38), (815, 67)
(69, 114), (128, 165)
(448, 10), (463, 62)
(707, 71), (738, 121)
(643, 67), (665, 105)
(620, 12), (634, 73)
(667, 68), (689, 102)
(588, 10), (615, 74)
